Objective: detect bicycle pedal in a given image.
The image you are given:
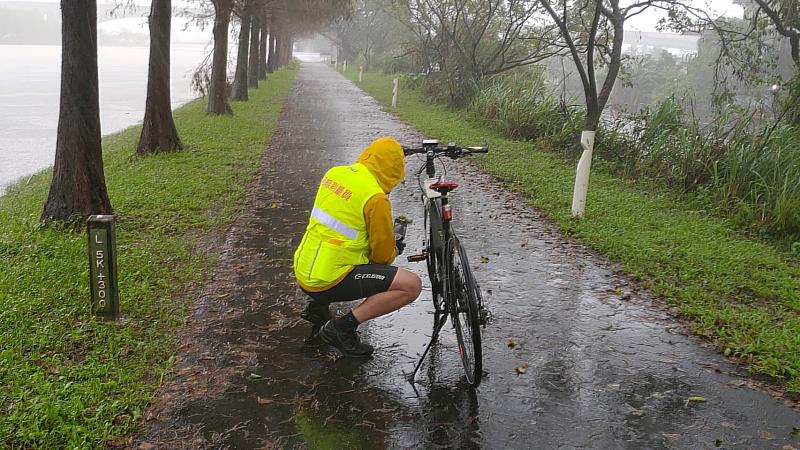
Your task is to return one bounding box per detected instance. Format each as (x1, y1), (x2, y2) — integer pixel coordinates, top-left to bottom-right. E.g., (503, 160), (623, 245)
(407, 253), (426, 262)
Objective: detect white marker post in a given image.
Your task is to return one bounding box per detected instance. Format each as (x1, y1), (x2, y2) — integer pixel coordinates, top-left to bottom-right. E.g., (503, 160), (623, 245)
(359, 65), (363, 83)
(392, 78), (399, 108)
(343, 60), (347, 72)
(571, 130), (596, 217)
(335, 60), (338, 71)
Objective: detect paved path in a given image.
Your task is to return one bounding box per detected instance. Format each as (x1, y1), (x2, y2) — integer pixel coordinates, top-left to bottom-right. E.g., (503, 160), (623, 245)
(133, 62), (800, 449)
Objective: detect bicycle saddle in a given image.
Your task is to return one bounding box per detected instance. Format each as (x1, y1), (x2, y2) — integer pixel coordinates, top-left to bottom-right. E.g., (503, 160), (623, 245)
(429, 181), (459, 193)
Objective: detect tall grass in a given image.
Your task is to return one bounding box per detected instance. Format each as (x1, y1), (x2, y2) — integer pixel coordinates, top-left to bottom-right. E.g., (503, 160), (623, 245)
(465, 69), (800, 244)
(607, 98), (800, 241)
(469, 70), (578, 143)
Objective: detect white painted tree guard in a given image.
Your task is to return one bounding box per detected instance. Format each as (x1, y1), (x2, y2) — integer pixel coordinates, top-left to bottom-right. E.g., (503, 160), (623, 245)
(392, 78), (398, 108)
(571, 130), (596, 217)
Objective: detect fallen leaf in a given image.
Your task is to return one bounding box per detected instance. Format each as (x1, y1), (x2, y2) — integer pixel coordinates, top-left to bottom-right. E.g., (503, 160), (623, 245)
(628, 408), (644, 417)
(505, 338), (518, 349)
(614, 287), (623, 296)
(792, 427), (800, 437)
(480, 256), (489, 264)
(687, 396), (706, 403)
(270, 203), (280, 209)
(759, 430), (775, 440)
(515, 362), (529, 374)
(248, 373), (263, 380)
(257, 396), (273, 404)
(138, 443), (155, 450)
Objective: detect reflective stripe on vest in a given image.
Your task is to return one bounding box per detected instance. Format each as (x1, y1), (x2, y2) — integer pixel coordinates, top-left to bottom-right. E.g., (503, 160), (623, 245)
(310, 205), (358, 239)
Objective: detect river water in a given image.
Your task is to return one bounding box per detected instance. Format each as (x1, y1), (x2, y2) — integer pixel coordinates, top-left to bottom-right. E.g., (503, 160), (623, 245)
(0, 44), (209, 195)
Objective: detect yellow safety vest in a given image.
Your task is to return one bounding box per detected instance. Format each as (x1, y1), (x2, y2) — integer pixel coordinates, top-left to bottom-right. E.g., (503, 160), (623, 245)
(293, 163), (384, 290)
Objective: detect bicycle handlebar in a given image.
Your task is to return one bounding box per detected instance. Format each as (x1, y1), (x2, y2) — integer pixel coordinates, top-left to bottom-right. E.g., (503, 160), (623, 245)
(402, 139), (489, 158)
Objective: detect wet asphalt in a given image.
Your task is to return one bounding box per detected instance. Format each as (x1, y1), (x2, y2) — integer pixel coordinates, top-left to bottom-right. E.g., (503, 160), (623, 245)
(132, 62), (800, 449)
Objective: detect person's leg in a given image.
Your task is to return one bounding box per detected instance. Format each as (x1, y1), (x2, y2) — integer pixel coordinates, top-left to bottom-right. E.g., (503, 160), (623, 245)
(350, 268), (422, 323)
(317, 265), (420, 357)
(300, 298), (332, 331)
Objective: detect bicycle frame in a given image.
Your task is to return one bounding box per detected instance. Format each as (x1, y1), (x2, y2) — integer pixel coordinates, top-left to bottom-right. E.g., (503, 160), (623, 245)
(408, 152), (462, 382)
(403, 139), (488, 387)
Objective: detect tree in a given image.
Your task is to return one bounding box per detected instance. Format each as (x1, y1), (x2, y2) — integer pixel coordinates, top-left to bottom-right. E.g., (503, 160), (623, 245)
(670, 0), (799, 116)
(536, 0), (690, 216)
(392, 0), (557, 105)
(248, 14), (261, 87)
(326, 0), (404, 70)
(42, 0), (112, 221)
(258, 9), (268, 79)
(267, 14), (276, 73)
(207, 0), (234, 114)
(138, 0), (182, 153)
(231, 0), (252, 101)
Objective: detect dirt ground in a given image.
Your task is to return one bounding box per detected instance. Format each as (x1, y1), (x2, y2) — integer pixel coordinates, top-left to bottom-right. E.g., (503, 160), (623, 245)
(130, 62), (800, 449)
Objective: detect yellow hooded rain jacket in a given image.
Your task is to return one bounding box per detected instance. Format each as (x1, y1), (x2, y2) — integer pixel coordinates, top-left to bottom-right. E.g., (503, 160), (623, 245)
(293, 137), (405, 292)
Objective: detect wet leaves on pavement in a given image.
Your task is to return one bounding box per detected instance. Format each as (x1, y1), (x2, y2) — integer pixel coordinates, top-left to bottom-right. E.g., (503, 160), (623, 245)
(515, 363), (529, 374)
(480, 256), (490, 264)
(505, 338), (518, 349)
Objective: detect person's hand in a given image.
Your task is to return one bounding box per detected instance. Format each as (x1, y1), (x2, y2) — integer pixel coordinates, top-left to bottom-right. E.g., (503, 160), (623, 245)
(395, 239), (406, 255)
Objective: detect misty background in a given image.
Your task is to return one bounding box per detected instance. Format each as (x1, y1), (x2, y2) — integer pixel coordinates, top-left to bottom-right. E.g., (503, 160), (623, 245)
(0, 0), (213, 194)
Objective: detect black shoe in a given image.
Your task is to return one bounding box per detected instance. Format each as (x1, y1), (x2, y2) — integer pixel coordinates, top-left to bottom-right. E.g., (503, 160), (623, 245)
(318, 321), (374, 357)
(301, 301), (331, 327)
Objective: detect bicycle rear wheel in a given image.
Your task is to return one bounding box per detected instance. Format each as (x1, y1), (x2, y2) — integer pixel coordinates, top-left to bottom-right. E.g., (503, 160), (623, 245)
(445, 236), (483, 387)
(426, 200), (445, 312)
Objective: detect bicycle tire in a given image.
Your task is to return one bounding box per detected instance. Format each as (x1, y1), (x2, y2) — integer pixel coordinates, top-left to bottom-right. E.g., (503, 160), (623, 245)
(445, 236), (483, 387)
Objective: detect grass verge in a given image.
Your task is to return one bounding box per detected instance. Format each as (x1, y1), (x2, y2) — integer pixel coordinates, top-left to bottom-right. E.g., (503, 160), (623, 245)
(343, 67), (800, 393)
(0, 67), (297, 447)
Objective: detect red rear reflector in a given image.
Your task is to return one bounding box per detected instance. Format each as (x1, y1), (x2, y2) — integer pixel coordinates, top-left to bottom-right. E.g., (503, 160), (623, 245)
(442, 204), (452, 220)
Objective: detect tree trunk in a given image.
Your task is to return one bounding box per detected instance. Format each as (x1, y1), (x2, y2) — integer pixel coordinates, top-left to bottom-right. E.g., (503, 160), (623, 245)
(584, 107), (601, 132)
(258, 13), (268, 79)
(231, 6), (250, 101)
(247, 15), (260, 88)
(138, 0), (181, 154)
(42, 0), (112, 222)
(274, 29), (284, 70)
(267, 28), (276, 73)
(207, 0), (233, 114)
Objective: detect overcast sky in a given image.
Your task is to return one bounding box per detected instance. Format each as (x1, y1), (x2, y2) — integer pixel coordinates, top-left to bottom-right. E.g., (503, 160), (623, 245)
(2, 0), (744, 32)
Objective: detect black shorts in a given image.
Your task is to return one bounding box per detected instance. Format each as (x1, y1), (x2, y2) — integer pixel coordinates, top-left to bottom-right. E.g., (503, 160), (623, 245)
(302, 264), (399, 304)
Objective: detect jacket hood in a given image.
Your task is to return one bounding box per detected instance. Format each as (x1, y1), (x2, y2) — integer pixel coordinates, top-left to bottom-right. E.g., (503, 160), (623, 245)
(356, 137), (405, 193)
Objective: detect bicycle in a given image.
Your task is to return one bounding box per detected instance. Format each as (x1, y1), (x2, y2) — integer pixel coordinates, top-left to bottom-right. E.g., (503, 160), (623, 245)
(402, 139), (489, 388)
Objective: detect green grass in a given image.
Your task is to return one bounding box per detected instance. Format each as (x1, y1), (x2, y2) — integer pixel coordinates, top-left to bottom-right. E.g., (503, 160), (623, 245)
(0, 67), (297, 448)
(344, 68), (800, 392)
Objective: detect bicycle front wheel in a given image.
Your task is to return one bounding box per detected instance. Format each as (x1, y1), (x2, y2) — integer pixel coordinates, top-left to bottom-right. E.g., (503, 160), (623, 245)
(445, 236), (483, 387)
